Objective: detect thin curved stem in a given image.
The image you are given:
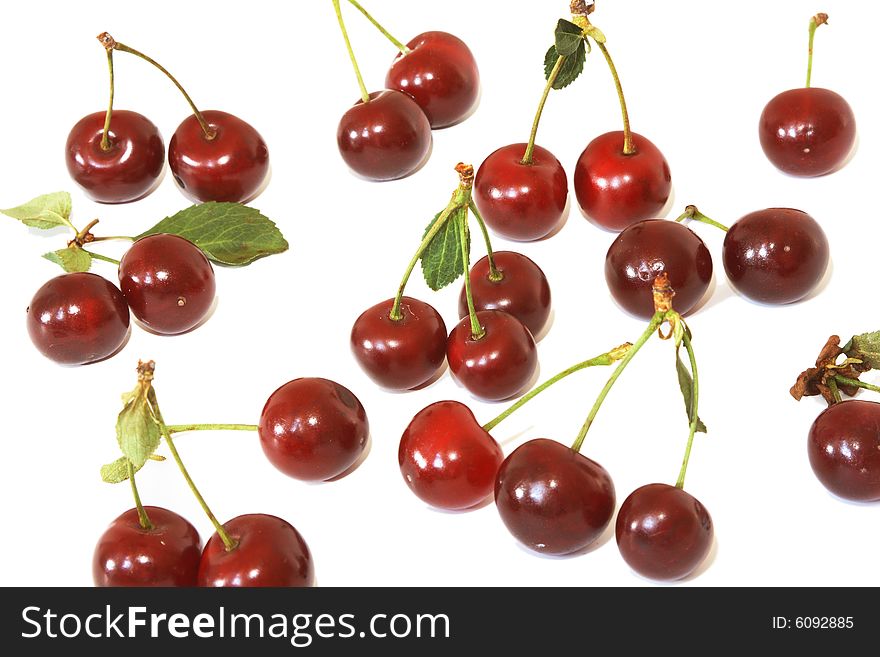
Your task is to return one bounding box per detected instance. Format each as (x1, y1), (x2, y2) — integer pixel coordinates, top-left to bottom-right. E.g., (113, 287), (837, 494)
(90, 235), (135, 243)
(522, 55), (564, 164)
(833, 375), (880, 394)
(82, 249), (120, 266)
(806, 13), (828, 88)
(675, 330), (700, 489)
(332, 0), (370, 104)
(345, 0), (409, 54)
(595, 41), (634, 155)
(458, 211), (484, 340)
(166, 423), (258, 434)
(827, 377), (842, 404)
(483, 344), (631, 432)
(100, 48), (115, 151)
(674, 205), (730, 233)
(571, 311), (667, 452)
(128, 462), (153, 530)
(468, 201), (501, 281)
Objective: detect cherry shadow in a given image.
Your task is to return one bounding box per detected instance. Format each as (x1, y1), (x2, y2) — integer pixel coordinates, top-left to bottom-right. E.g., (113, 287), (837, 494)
(532, 308), (555, 343)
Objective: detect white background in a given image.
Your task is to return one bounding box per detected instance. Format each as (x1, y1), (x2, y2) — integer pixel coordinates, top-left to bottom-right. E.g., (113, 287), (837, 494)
(0, 0), (877, 587)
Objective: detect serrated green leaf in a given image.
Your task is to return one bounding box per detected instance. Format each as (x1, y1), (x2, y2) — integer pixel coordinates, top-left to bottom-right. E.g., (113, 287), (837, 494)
(420, 207), (468, 292)
(544, 40), (587, 90)
(554, 18), (584, 56)
(1, 192), (73, 230)
(116, 387), (162, 469)
(846, 331), (880, 370)
(676, 344), (707, 434)
(136, 202), (289, 266)
(42, 246), (92, 273)
(100, 457), (143, 484)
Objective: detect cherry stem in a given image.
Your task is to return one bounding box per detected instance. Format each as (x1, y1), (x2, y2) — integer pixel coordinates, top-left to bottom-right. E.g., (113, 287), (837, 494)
(674, 205), (730, 233)
(75, 218), (101, 244)
(344, 0), (410, 54)
(389, 166), (473, 321)
(127, 461), (153, 530)
(100, 48), (115, 152)
(165, 423), (258, 434)
(595, 41), (634, 155)
(482, 343), (632, 432)
(522, 55), (564, 165)
(90, 235), (135, 243)
(675, 329), (701, 489)
(833, 375), (880, 394)
(79, 249), (119, 266)
(571, 311), (668, 452)
(100, 33), (216, 140)
(806, 13), (829, 89)
(468, 201), (501, 281)
(458, 209), (484, 340)
(827, 376), (842, 404)
(332, 0), (370, 104)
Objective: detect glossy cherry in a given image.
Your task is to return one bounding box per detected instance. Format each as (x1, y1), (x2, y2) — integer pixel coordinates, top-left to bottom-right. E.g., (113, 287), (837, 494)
(118, 233), (216, 335)
(759, 88), (856, 177)
(65, 110), (164, 203)
(168, 110), (269, 202)
(198, 514), (315, 587)
(605, 219), (713, 319)
(574, 131), (672, 232)
(473, 143), (568, 241)
(458, 252), (551, 338)
(808, 400), (880, 502)
(351, 296), (447, 390)
(259, 377), (369, 481)
(93, 506), (201, 587)
(386, 31), (479, 129)
(615, 483), (713, 581)
(27, 272), (130, 365)
(446, 310), (538, 401)
(399, 401), (503, 510)
(337, 90), (432, 181)
(495, 438), (615, 555)
(723, 208), (829, 304)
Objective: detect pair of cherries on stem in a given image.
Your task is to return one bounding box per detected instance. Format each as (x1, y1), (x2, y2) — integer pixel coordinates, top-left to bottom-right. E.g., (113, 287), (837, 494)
(66, 33), (268, 204)
(27, 233), (216, 365)
(333, 0), (479, 181)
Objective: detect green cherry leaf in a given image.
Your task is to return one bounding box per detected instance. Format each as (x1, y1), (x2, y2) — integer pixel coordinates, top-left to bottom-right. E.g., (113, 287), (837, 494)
(137, 202), (289, 266)
(845, 331), (880, 370)
(100, 456), (143, 484)
(1, 192), (74, 230)
(675, 344), (707, 434)
(554, 18), (585, 56)
(420, 207), (468, 292)
(42, 246), (92, 273)
(116, 386), (162, 469)
(544, 41), (586, 90)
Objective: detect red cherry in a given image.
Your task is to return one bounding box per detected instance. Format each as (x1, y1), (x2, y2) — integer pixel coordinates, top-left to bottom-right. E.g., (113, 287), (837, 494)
(198, 514), (315, 587)
(759, 88), (856, 177)
(337, 90), (432, 181)
(615, 483), (713, 581)
(495, 438), (615, 555)
(118, 234), (216, 335)
(399, 401), (503, 510)
(446, 310), (538, 401)
(723, 208), (829, 304)
(27, 272), (130, 365)
(351, 297), (447, 391)
(808, 400), (880, 502)
(93, 506), (201, 587)
(168, 110), (269, 203)
(65, 110), (164, 203)
(259, 377), (369, 481)
(605, 219), (713, 319)
(573, 131), (672, 232)
(473, 143), (568, 241)
(458, 252), (551, 338)
(385, 31), (480, 128)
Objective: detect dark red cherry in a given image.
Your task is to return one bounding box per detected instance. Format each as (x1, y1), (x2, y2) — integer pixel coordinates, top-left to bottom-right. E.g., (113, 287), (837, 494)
(198, 514), (315, 587)
(351, 296), (447, 391)
(118, 233), (216, 335)
(473, 143), (568, 241)
(759, 88), (856, 177)
(605, 219), (713, 319)
(65, 110), (164, 203)
(574, 130), (672, 232)
(458, 252), (551, 338)
(259, 377), (369, 481)
(337, 90), (432, 181)
(615, 483), (713, 581)
(168, 110), (269, 203)
(93, 506), (201, 587)
(27, 272), (130, 365)
(399, 401), (503, 510)
(385, 31), (479, 128)
(446, 310), (538, 401)
(808, 400), (880, 502)
(495, 438), (615, 555)
(723, 208), (829, 304)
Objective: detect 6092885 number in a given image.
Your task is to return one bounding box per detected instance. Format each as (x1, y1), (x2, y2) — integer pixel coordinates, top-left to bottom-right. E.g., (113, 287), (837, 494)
(795, 617), (854, 629)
